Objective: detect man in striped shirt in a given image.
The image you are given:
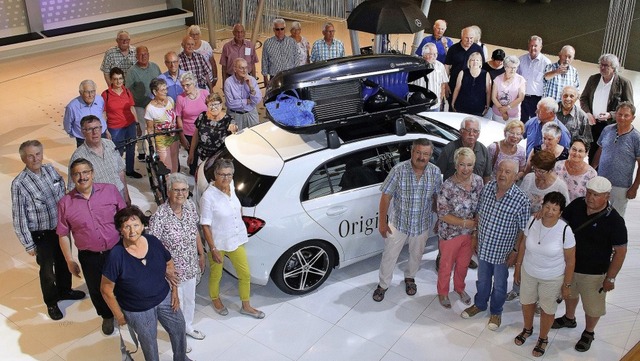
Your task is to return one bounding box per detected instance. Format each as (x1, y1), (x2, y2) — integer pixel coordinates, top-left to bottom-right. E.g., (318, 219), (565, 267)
(179, 35), (215, 91)
(11, 140), (85, 320)
(261, 19), (298, 84)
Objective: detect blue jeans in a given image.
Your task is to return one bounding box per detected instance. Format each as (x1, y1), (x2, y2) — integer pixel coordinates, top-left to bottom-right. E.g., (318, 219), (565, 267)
(123, 292), (188, 361)
(474, 259), (509, 315)
(109, 123), (137, 173)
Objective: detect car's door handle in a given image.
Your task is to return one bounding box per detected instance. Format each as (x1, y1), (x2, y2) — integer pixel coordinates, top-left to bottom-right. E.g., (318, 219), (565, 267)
(326, 206), (348, 216)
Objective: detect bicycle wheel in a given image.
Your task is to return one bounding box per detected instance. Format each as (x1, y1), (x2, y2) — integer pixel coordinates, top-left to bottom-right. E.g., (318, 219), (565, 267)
(147, 160), (166, 205)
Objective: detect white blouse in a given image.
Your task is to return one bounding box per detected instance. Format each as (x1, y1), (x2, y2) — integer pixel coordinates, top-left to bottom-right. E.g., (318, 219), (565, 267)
(199, 185), (248, 252)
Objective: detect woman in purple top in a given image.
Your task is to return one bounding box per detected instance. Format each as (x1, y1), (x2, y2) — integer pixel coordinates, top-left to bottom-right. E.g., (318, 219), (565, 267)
(176, 71), (209, 175)
(436, 147), (484, 309)
(451, 52), (491, 117)
(487, 119), (527, 181)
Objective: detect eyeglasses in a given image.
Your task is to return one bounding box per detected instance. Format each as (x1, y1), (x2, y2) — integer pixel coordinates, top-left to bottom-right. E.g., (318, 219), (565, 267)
(71, 170), (92, 178)
(413, 151), (432, 157)
(533, 167), (549, 175)
(274, 27), (285, 31)
(461, 128), (480, 135)
(165, 60), (179, 64)
(506, 131), (523, 138)
(216, 172), (234, 179)
(182, 83), (194, 88)
(171, 188), (189, 193)
(208, 102), (222, 108)
(82, 125), (102, 133)
(82, 90), (96, 95)
(189, 32), (200, 36)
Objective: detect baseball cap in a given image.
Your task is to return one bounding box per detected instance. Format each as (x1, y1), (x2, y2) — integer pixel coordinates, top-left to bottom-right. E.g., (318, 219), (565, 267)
(586, 176), (612, 193)
(492, 49), (505, 61)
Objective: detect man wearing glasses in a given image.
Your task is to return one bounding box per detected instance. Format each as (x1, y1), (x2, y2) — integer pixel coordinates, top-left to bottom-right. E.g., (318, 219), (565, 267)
(63, 80), (109, 147)
(261, 18), (298, 84)
(57, 158), (126, 335)
(523, 97), (571, 157)
(224, 58), (262, 130)
(100, 30), (136, 87)
(158, 51), (185, 103)
(68, 115), (131, 205)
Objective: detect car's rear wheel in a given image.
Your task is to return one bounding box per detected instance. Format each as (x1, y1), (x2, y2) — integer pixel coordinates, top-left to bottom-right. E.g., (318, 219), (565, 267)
(271, 240), (335, 295)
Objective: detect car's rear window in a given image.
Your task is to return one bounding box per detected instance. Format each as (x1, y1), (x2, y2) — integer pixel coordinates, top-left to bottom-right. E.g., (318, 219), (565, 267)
(203, 148), (276, 207)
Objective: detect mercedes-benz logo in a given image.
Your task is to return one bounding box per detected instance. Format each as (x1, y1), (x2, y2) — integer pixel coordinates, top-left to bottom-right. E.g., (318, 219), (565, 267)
(415, 19), (422, 27)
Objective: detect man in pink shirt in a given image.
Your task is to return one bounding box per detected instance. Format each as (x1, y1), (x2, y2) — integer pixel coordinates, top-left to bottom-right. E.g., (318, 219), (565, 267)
(220, 24), (259, 86)
(57, 158), (126, 336)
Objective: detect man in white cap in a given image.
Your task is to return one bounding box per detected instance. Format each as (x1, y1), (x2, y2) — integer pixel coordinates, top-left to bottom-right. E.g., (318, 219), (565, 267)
(552, 176), (627, 352)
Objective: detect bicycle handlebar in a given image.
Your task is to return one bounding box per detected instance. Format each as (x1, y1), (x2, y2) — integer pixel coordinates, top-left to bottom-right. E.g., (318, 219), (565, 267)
(116, 128), (183, 150)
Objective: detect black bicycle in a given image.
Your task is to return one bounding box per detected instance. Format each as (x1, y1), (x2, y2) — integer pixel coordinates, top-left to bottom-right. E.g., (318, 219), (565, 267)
(118, 129), (182, 205)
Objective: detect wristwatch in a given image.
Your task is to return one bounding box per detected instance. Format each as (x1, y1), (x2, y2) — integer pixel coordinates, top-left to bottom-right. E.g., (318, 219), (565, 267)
(606, 277), (616, 283)
(564, 283), (571, 288)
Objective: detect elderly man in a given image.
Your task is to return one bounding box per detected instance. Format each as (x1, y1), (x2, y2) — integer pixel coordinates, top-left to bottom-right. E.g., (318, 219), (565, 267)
(461, 159), (530, 331)
(580, 53), (634, 162)
(417, 43), (448, 111)
(552, 176), (627, 352)
(543, 45), (580, 103)
(11, 140), (85, 320)
(58, 158), (126, 335)
(310, 23), (345, 62)
(415, 19), (454, 64)
(100, 30), (136, 87)
(372, 139), (442, 302)
(261, 19), (298, 84)
(63, 80), (108, 147)
(518, 36), (551, 123)
(444, 27), (485, 102)
(127, 46), (161, 161)
(556, 86), (592, 144)
(179, 35), (215, 91)
(224, 58), (262, 130)
(68, 115), (131, 205)
(523, 97), (571, 157)
(220, 24), (259, 84)
(591, 102), (640, 217)
(158, 51), (185, 102)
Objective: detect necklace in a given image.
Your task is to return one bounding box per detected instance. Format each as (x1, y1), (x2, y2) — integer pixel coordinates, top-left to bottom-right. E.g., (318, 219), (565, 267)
(454, 172), (472, 188)
(537, 222), (553, 244)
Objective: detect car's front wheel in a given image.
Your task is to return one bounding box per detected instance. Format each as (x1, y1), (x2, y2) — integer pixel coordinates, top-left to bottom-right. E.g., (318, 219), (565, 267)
(271, 240), (335, 295)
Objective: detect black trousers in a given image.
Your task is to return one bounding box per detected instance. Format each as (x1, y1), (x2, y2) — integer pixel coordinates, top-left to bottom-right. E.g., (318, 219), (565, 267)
(32, 230), (72, 306)
(520, 95), (542, 124)
(78, 249), (113, 319)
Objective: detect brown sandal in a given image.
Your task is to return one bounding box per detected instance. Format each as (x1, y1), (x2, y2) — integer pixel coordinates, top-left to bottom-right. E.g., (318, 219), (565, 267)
(514, 327), (533, 346)
(532, 337), (548, 357)
(404, 278), (417, 296)
(372, 285), (387, 302)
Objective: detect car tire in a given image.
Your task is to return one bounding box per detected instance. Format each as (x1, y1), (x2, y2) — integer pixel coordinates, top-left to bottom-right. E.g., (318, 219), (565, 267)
(271, 240), (335, 295)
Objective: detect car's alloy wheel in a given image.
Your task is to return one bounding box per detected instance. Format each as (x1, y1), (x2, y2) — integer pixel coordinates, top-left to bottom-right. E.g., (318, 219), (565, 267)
(272, 240), (334, 295)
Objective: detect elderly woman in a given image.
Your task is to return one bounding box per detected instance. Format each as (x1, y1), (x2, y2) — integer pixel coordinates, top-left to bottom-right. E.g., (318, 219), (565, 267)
(580, 53), (634, 162)
(101, 206), (189, 361)
(102, 67), (140, 178)
(554, 138), (597, 202)
(487, 119), (526, 181)
(290, 21), (310, 66)
(200, 158), (264, 319)
(520, 150), (570, 214)
(514, 192), (575, 357)
(176, 71), (209, 175)
(149, 173), (206, 349)
(491, 55), (526, 122)
(185, 25), (218, 87)
(146, 78), (180, 173)
(188, 93), (238, 168)
(524, 122), (569, 173)
(451, 52), (491, 117)
(436, 147), (484, 308)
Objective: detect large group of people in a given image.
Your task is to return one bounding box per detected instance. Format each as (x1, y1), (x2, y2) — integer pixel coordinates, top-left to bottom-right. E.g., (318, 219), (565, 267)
(10, 15), (637, 360)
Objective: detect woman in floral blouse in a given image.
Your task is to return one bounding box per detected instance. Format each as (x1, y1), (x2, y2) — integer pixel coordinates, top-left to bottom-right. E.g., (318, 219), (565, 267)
(149, 173), (206, 351)
(188, 93), (238, 167)
(436, 147), (484, 309)
(553, 138), (597, 202)
(145, 78), (180, 172)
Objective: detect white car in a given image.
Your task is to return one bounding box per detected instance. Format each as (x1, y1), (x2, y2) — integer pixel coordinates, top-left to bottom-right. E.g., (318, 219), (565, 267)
(195, 112), (508, 295)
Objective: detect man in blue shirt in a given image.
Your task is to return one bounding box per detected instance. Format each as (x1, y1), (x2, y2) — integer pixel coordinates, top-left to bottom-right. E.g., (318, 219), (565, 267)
(157, 51), (185, 103)
(524, 97), (571, 157)
(415, 19), (453, 64)
(63, 80), (108, 147)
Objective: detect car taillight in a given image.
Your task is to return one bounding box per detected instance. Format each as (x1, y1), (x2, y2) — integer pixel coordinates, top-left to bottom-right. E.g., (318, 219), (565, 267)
(243, 216), (265, 236)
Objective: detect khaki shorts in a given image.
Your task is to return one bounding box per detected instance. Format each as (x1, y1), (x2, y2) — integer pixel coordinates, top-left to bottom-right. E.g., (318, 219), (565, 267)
(520, 267), (563, 314)
(567, 273), (607, 317)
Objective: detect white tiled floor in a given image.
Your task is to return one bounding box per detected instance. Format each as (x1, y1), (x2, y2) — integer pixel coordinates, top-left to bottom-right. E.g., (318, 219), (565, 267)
(1, 18), (640, 361)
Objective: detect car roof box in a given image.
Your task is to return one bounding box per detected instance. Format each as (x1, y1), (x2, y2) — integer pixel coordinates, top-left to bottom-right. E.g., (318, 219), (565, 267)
(265, 54), (437, 135)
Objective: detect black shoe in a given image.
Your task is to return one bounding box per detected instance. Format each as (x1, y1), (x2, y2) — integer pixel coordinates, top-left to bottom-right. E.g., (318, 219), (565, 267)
(435, 253), (440, 272)
(102, 317), (115, 335)
(47, 305), (63, 320)
(126, 171), (143, 179)
(468, 259), (478, 269)
(59, 290), (86, 300)
(137, 153), (146, 161)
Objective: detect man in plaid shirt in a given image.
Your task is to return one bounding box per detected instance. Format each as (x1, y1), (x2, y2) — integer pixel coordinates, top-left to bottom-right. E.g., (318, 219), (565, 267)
(460, 159), (530, 330)
(372, 138), (442, 302)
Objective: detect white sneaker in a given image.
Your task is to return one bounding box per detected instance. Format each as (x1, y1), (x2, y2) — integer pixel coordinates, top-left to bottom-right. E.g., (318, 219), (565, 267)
(186, 329), (206, 340)
(186, 345), (192, 353)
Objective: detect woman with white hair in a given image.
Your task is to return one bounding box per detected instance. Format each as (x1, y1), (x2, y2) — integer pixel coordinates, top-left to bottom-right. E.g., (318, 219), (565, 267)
(290, 21), (310, 65)
(580, 53), (634, 162)
(149, 173), (206, 352)
(491, 55), (526, 122)
(185, 25), (218, 83)
(524, 122), (569, 173)
(176, 71), (209, 175)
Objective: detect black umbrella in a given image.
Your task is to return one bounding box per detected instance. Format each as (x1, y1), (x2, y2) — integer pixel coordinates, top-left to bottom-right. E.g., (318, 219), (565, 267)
(347, 0), (428, 34)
